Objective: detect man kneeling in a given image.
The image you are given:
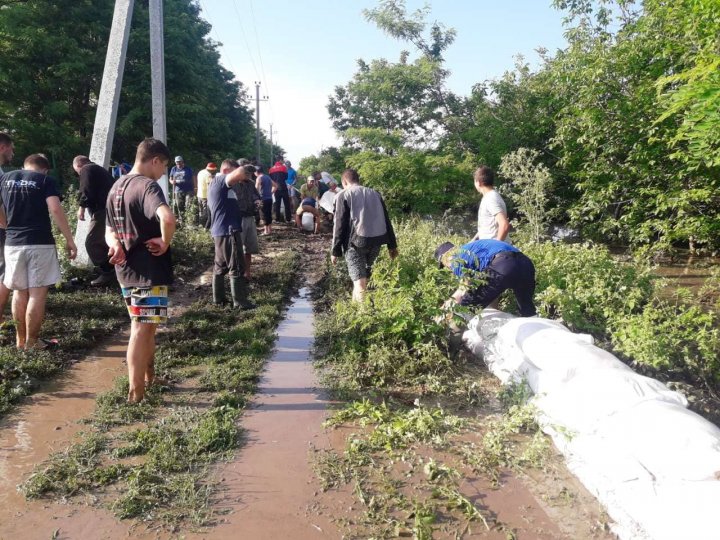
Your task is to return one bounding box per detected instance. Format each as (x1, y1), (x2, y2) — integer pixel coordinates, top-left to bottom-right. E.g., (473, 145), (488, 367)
(435, 239), (537, 317)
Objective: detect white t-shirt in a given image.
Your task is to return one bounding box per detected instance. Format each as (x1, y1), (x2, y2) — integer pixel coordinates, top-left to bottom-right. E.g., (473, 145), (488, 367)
(477, 189), (508, 240)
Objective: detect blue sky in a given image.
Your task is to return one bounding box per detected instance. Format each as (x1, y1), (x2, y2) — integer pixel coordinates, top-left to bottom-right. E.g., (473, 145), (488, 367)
(197, 0), (569, 162)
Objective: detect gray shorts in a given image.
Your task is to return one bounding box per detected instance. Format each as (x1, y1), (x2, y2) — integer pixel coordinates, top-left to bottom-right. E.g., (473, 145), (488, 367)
(345, 245), (381, 281)
(241, 216), (259, 254)
(4, 245), (61, 290)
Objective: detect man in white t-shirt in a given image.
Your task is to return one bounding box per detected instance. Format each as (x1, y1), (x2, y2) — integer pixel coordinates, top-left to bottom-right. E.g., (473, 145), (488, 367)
(472, 165), (510, 242)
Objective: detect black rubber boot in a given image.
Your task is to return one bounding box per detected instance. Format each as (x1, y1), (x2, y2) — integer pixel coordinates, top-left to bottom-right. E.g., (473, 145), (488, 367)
(212, 274), (226, 305)
(230, 276), (256, 310)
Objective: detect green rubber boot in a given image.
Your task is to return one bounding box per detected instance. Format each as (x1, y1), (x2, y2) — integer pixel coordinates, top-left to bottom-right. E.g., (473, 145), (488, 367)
(230, 276), (257, 310)
(212, 274), (226, 306)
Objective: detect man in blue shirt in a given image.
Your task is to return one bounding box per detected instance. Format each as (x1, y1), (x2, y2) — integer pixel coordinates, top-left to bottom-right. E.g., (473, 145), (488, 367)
(169, 155), (194, 222)
(435, 239), (536, 316)
(207, 159), (256, 310)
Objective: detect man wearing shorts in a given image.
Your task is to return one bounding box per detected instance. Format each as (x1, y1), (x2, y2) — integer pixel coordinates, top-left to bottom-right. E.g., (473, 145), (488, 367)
(207, 160), (256, 310)
(0, 153), (77, 348)
(105, 138), (176, 403)
(232, 163), (261, 278)
(331, 168), (398, 302)
(0, 132), (15, 322)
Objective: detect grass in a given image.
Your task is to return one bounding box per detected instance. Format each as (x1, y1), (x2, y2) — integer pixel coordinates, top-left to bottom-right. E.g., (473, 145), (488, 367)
(21, 246), (301, 530)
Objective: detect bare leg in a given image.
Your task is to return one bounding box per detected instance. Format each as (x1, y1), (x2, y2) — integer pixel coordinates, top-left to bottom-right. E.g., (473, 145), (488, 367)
(244, 253), (252, 279)
(352, 278), (369, 303)
(25, 286), (50, 349)
(295, 214), (302, 229)
(126, 321), (158, 403)
(0, 284), (11, 323)
(11, 289), (29, 349)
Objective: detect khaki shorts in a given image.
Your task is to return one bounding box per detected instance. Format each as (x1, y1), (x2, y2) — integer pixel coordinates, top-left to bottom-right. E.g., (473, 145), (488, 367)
(240, 216), (259, 254)
(3, 245), (61, 290)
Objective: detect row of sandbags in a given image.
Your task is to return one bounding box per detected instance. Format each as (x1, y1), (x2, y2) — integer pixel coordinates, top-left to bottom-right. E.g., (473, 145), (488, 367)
(463, 310), (720, 540)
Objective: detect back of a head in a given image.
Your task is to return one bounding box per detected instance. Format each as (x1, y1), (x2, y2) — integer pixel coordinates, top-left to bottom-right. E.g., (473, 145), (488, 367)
(24, 153), (51, 172)
(474, 165), (495, 187)
(255, 165), (264, 174)
(284, 160), (291, 167)
(0, 132), (12, 146)
(136, 138), (171, 163)
(237, 158), (250, 166)
(342, 168), (361, 185)
(73, 155), (91, 169)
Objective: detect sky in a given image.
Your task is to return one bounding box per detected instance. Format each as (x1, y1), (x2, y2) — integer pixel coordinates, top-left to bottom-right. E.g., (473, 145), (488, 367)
(197, 0), (570, 163)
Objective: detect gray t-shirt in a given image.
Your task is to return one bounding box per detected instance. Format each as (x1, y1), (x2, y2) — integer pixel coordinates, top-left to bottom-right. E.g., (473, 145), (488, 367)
(477, 190), (508, 240)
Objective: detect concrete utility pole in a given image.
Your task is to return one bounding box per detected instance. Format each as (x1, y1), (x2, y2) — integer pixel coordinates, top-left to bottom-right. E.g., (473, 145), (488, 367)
(88, 0), (135, 167)
(77, 0), (135, 267)
(269, 122), (273, 165)
(254, 82), (268, 165)
(149, 0), (169, 201)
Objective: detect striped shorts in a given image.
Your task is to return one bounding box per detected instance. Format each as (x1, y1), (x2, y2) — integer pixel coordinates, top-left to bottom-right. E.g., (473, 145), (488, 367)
(121, 286), (169, 324)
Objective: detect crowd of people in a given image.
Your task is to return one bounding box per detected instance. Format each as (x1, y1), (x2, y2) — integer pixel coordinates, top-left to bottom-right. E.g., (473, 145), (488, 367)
(0, 131), (536, 403)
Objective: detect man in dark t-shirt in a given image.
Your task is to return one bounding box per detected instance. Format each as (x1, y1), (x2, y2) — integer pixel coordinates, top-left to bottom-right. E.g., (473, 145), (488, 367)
(207, 160), (256, 310)
(0, 153), (77, 349)
(169, 156), (194, 222)
(105, 138), (176, 403)
(73, 155), (115, 285)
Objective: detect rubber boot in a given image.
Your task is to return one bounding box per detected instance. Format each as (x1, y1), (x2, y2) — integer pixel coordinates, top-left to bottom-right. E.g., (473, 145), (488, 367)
(212, 274), (226, 305)
(230, 276), (257, 310)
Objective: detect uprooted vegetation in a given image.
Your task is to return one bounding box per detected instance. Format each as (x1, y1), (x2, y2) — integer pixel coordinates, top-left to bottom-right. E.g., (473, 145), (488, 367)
(22, 249), (300, 530)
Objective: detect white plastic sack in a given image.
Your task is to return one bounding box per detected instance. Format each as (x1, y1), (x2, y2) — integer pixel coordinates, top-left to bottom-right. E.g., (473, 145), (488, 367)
(72, 208), (93, 268)
(301, 212), (315, 232)
(319, 190), (338, 214)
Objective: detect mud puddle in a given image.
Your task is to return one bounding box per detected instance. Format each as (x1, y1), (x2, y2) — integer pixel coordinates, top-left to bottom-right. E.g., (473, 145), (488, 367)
(185, 286), (338, 539)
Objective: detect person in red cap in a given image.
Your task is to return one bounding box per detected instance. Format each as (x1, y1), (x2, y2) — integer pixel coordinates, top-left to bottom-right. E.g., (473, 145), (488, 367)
(197, 162), (217, 228)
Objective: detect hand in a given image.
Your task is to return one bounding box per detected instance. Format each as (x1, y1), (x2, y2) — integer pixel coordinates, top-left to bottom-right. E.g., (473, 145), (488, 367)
(331, 255), (338, 266)
(66, 239), (78, 260)
(77, 207), (86, 221)
(389, 248), (399, 260)
(145, 237), (169, 256)
(108, 240), (126, 265)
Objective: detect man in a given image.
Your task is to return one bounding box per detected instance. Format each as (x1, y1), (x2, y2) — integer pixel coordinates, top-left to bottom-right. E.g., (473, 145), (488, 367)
(0, 153), (77, 349)
(0, 133), (15, 323)
(472, 166), (510, 242)
(255, 165), (275, 235)
(169, 156), (194, 222)
(295, 175), (320, 233)
(73, 155), (115, 285)
(231, 163), (261, 278)
(331, 168), (398, 302)
(196, 162), (217, 228)
(105, 138), (176, 403)
(285, 160), (299, 214)
(207, 160), (256, 310)
(269, 158), (291, 223)
(434, 239), (536, 317)
(319, 180), (341, 216)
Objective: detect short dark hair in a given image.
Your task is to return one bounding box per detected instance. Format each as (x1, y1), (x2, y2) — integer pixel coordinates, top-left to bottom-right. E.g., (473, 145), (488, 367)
(474, 166), (495, 187)
(136, 138), (170, 163)
(434, 242), (455, 268)
(237, 158), (250, 166)
(0, 133), (12, 146)
(243, 165), (256, 177)
(221, 159), (238, 170)
(342, 168), (360, 184)
(24, 153), (51, 170)
(255, 165), (264, 173)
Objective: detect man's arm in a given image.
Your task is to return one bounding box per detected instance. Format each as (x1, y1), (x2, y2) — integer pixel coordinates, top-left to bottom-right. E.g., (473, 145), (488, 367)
(380, 197), (398, 258)
(145, 204), (176, 256)
(495, 212), (510, 241)
(331, 196), (349, 263)
(105, 225), (126, 265)
(224, 167), (246, 187)
(47, 196), (77, 260)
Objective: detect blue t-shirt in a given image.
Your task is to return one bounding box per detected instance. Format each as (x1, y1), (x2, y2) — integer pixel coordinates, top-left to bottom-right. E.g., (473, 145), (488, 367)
(301, 197), (316, 208)
(287, 167), (297, 187)
(207, 174), (241, 238)
(452, 239), (519, 278)
(170, 165), (194, 193)
(258, 174), (273, 200)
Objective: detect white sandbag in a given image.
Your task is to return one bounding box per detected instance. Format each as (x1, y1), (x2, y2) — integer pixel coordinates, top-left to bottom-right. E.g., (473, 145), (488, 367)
(534, 368), (688, 433)
(593, 399), (720, 481)
(301, 212), (315, 232)
(72, 208), (93, 268)
(319, 190), (339, 214)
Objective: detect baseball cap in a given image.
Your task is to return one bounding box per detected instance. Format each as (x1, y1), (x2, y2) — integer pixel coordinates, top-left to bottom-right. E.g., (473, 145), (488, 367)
(206, 162), (217, 171)
(434, 242), (455, 268)
(174, 155), (183, 162)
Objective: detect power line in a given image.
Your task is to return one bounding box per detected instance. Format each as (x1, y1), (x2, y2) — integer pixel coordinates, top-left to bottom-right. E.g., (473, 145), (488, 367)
(247, 0), (274, 124)
(229, 0), (262, 83)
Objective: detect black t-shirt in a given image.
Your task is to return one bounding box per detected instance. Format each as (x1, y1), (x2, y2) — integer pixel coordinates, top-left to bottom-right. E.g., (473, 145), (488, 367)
(106, 174), (173, 287)
(0, 170), (61, 246)
(79, 163), (115, 214)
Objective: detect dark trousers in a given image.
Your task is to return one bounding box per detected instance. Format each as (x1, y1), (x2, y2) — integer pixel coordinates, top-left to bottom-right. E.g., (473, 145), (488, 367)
(460, 251), (537, 316)
(273, 190), (291, 222)
(198, 198), (210, 228)
(87, 211), (112, 272)
(213, 231), (246, 279)
(262, 199), (273, 225)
